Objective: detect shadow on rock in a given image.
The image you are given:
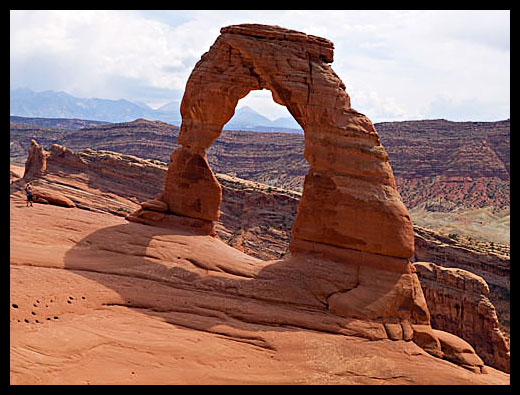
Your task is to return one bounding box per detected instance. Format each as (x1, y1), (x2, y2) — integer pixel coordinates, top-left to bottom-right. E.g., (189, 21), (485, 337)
(62, 220), (420, 343)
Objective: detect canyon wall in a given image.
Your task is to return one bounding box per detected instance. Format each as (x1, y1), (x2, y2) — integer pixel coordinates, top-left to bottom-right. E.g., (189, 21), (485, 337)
(415, 262), (510, 372)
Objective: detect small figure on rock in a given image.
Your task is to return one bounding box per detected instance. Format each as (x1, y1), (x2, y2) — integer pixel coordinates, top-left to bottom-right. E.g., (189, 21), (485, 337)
(25, 183), (33, 207)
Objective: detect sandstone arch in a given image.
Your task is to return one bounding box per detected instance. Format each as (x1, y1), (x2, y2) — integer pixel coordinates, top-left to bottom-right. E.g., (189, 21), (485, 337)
(156, 23), (414, 262)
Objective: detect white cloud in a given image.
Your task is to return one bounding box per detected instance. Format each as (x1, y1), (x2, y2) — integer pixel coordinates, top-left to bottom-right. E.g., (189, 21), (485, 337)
(423, 95), (510, 122)
(10, 10), (510, 122)
(10, 10), (202, 99)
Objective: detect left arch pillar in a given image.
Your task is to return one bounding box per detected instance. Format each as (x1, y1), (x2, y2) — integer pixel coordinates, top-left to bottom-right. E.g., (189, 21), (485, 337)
(163, 146), (221, 222)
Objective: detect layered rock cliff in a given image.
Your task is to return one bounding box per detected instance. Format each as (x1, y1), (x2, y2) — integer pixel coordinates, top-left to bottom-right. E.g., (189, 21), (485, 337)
(10, 118), (510, 214)
(414, 262), (510, 372)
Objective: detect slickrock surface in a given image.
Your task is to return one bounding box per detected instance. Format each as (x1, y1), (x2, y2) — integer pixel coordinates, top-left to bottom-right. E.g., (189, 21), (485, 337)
(9, 23), (510, 384)
(11, 145), (510, 381)
(415, 262), (510, 373)
(13, 144), (510, 358)
(24, 140), (434, 346)
(14, 143), (300, 259)
(10, 194), (509, 384)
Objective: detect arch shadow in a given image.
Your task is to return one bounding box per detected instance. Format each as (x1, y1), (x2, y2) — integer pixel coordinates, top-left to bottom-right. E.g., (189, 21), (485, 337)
(66, 23), (418, 348)
(62, 220), (408, 342)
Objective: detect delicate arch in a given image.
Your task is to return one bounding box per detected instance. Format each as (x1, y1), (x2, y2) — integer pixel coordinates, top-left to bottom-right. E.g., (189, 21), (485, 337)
(160, 24), (414, 260)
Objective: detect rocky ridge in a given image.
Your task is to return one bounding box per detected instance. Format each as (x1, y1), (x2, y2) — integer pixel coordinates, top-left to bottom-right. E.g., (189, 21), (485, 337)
(11, 142), (511, 382)
(10, 118), (510, 214)
(10, 118), (510, 249)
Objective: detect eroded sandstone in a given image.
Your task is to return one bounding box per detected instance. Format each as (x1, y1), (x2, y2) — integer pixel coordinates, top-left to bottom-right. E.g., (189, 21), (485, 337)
(127, 24), (461, 364)
(23, 139), (48, 180)
(10, 192), (509, 383)
(415, 261), (510, 372)
(14, 144), (509, 378)
(15, 24), (508, 377)
(134, 23), (414, 260)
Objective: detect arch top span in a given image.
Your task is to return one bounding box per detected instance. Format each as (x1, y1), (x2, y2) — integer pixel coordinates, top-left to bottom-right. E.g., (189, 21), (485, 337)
(136, 23), (415, 261)
(178, 23), (350, 150)
(220, 23), (335, 63)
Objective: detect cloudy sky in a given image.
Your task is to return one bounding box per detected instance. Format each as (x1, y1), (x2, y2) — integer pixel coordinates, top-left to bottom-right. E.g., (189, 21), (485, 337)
(10, 10), (510, 123)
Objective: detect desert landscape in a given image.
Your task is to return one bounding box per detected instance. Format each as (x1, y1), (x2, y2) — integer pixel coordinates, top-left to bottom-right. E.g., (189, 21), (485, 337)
(10, 21), (509, 385)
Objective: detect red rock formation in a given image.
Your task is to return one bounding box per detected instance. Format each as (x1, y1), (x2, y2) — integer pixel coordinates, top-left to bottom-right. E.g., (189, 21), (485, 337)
(23, 139), (48, 180)
(128, 24), (485, 365)
(18, 142), (75, 208)
(414, 226), (510, 340)
(432, 329), (485, 373)
(10, 164), (24, 183)
(415, 262), (510, 373)
(9, 195), (510, 383)
(11, 118), (511, 215)
(15, 141), (500, 375)
(134, 23), (414, 260)
(32, 188), (76, 208)
(163, 147), (222, 222)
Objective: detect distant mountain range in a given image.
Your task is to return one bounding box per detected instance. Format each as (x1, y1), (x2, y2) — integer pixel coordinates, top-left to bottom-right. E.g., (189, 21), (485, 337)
(224, 105), (302, 132)
(10, 88), (181, 125)
(10, 88), (303, 133)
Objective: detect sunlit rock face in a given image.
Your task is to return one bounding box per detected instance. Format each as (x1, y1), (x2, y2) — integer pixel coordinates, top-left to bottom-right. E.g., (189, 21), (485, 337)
(127, 25), (437, 353)
(153, 23), (414, 260)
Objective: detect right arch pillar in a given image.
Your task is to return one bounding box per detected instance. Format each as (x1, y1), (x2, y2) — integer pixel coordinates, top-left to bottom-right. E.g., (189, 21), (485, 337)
(290, 108), (415, 259)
